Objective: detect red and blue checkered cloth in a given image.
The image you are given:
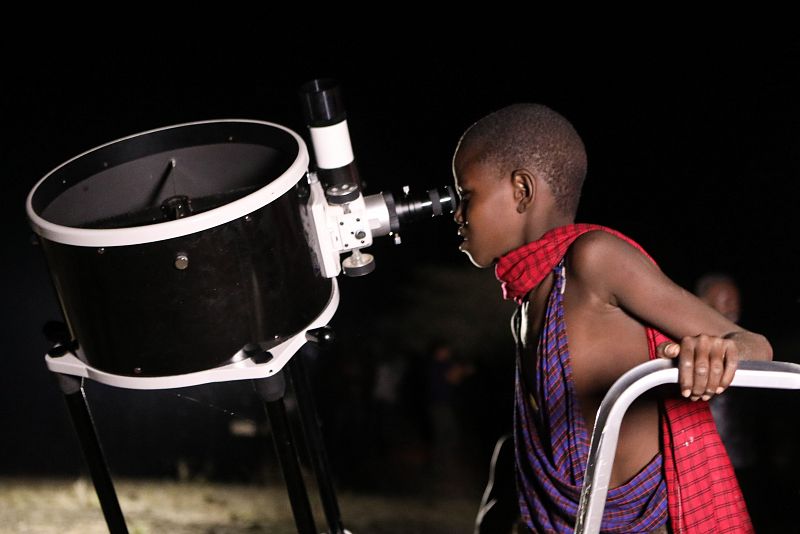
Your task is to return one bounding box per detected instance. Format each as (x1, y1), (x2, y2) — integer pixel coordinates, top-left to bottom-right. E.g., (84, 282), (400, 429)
(497, 224), (753, 533)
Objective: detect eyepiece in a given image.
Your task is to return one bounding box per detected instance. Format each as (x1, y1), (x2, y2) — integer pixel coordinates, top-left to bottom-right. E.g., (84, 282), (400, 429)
(365, 185), (456, 235)
(393, 185), (456, 228)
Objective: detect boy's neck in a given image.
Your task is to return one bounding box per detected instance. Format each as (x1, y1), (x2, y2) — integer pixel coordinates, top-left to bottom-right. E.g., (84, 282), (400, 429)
(522, 210), (575, 244)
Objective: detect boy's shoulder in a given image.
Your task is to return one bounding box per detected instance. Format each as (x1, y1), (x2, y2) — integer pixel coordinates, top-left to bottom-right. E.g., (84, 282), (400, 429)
(560, 228), (659, 306)
(566, 228), (650, 273)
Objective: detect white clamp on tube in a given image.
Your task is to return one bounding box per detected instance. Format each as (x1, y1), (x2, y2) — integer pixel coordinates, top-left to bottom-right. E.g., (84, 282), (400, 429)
(300, 78), (374, 276)
(299, 78), (458, 278)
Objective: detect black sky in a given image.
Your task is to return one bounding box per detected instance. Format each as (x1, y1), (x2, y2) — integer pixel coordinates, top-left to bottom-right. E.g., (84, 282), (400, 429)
(7, 41), (798, 324)
(2, 39), (799, 475)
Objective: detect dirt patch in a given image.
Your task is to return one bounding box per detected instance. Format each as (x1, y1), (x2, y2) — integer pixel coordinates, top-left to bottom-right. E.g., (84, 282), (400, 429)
(0, 477), (477, 533)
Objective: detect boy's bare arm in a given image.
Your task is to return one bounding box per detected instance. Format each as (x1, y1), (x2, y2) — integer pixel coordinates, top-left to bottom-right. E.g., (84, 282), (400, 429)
(570, 231), (773, 401)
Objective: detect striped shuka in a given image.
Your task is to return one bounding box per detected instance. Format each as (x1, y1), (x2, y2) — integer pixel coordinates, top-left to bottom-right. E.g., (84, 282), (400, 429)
(496, 224), (753, 533)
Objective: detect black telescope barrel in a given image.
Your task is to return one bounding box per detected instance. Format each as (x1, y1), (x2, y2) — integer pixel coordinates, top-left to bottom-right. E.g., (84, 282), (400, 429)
(298, 78), (361, 203)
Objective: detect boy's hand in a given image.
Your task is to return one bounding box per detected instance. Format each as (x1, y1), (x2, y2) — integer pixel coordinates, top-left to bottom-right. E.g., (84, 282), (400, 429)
(657, 335), (738, 401)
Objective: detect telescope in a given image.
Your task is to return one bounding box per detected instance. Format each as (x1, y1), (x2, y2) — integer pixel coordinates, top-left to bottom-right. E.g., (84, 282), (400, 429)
(27, 79), (456, 382)
(300, 78), (455, 277)
(26, 78), (455, 534)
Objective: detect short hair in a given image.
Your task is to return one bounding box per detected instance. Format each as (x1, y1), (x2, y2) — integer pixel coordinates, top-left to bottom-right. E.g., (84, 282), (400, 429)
(456, 103), (587, 215)
(695, 273), (738, 297)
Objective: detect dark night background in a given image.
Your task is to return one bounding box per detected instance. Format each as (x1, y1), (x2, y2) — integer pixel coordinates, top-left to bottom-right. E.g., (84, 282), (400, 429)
(2, 38), (799, 529)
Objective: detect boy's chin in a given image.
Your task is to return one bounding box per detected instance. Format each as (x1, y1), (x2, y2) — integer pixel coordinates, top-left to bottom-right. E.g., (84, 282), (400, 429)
(461, 249), (493, 269)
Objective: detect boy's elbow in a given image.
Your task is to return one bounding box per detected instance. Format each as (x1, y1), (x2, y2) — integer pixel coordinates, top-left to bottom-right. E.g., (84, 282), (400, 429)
(760, 334), (774, 362)
(750, 332), (773, 361)
(728, 331), (773, 361)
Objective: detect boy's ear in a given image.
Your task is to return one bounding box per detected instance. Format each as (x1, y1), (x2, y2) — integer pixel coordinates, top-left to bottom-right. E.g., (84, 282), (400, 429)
(511, 169), (535, 213)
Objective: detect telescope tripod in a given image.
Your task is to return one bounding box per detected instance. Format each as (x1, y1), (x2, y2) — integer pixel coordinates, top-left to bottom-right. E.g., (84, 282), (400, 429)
(54, 343), (348, 534)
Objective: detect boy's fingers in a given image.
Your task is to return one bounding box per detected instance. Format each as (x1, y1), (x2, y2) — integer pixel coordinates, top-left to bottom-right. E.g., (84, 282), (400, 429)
(677, 338), (696, 398)
(719, 342), (739, 392)
(688, 336), (710, 400)
(658, 341), (693, 398)
(704, 339), (726, 400)
(657, 342), (680, 359)
(660, 336), (739, 400)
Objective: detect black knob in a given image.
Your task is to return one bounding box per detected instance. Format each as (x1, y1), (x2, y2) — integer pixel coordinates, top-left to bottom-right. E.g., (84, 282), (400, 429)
(243, 343), (273, 364)
(306, 326), (335, 346)
(47, 339), (79, 358)
(43, 320), (69, 344)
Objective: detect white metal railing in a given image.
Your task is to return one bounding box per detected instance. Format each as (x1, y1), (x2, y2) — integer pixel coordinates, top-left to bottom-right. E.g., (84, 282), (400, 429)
(575, 359), (800, 534)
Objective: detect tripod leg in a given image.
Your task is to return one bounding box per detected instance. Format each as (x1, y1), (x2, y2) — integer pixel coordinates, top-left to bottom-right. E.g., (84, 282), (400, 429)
(289, 351), (346, 534)
(57, 373), (129, 534)
(254, 371), (317, 534)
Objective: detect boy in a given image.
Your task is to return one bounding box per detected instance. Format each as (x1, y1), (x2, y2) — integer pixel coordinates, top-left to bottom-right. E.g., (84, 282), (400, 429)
(453, 104), (772, 533)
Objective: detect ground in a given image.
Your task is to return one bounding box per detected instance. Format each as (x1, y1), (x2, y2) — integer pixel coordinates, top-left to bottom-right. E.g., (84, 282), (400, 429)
(0, 478), (477, 533)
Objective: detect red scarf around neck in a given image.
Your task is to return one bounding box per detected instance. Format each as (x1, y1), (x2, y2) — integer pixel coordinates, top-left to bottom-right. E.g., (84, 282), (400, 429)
(495, 223), (753, 533)
(495, 224), (644, 303)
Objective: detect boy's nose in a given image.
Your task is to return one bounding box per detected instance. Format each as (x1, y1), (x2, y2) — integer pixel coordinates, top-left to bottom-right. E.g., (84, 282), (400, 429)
(454, 204), (464, 225)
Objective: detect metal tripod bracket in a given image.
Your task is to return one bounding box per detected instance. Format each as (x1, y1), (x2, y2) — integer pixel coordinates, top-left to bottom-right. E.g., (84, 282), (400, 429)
(45, 281), (339, 390)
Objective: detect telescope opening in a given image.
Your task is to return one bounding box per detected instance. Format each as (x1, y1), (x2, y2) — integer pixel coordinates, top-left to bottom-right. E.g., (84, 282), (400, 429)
(31, 122), (299, 231)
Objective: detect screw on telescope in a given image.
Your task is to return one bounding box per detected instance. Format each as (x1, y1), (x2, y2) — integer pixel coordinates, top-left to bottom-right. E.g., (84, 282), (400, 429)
(174, 252), (189, 270)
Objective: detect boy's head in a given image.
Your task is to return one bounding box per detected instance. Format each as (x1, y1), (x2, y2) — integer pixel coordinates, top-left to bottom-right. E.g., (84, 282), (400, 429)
(452, 103), (587, 268)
